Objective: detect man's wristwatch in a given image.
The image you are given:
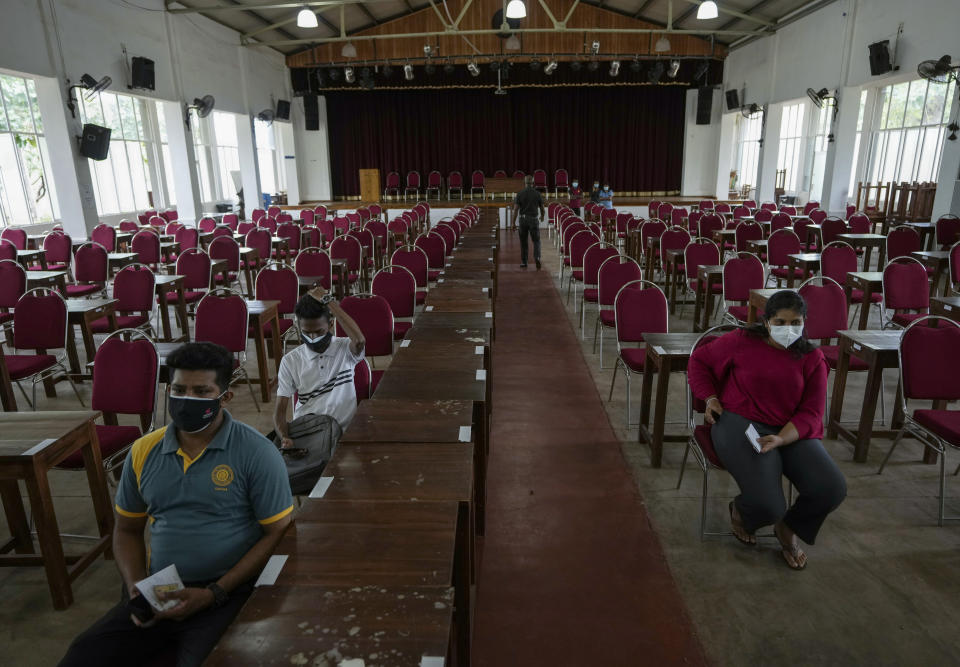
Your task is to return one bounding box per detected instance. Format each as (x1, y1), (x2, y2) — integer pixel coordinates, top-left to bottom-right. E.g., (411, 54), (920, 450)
(206, 582), (228, 609)
(320, 294), (333, 305)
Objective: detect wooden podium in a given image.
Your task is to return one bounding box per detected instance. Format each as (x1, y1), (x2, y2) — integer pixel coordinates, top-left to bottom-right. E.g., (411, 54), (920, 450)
(359, 168), (380, 202)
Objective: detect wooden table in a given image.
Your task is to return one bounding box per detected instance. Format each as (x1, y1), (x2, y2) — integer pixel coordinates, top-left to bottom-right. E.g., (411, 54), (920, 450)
(424, 293), (492, 314)
(803, 223), (822, 251)
(0, 411), (112, 609)
(66, 298), (117, 378)
(826, 330), (909, 463)
(931, 296), (960, 321)
(15, 248), (46, 270)
(404, 327), (491, 346)
(747, 288), (797, 323)
(847, 272), (883, 330)
(912, 250), (950, 296)
(413, 311), (495, 338)
(26, 270), (68, 294)
(206, 584), (454, 667)
(786, 253), (821, 288)
(390, 340), (488, 372)
(246, 299), (283, 403)
(838, 233), (886, 270)
(153, 274), (190, 342)
(663, 248), (686, 314)
(107, 252), (138, 277)
(905, 221), (936, 250)
(342, 398), (476, 445)
(746, 239), (768, 258)
(693, 265), (724, 332)
(238, 247), (259, 297)
(637, 333), (701, 468)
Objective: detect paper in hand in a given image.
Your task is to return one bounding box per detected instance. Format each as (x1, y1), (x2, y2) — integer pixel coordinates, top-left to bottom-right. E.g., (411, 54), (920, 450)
(134, 564), (185, 612)
(745, 424), (763, 453)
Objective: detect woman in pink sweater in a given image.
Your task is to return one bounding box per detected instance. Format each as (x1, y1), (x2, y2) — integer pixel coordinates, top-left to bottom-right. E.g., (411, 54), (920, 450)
(687, 290), (846, 570)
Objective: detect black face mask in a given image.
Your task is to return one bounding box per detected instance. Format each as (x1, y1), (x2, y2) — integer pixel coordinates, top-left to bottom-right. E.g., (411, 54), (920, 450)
(302, 331), (332, 354)
(168, 393), (225, 434)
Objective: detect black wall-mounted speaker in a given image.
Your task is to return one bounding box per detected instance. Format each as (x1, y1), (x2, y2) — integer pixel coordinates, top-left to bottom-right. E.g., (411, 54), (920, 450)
(304, 95), (319, 131)
(276, 99), (290, 120)
(725, 89), (740, 111)
(80, 124), (111, 160)
(130, 57), (155, 90)
(291, 68), (310, 95)
(697, 88), (714, 125)
(868, 40), (893, 76)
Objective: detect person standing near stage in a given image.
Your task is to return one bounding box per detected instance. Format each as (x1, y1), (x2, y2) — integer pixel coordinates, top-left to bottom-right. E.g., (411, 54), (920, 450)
(599, 182), (614, 210)
(513, 175), (545, 270)
(569, 178), (583, 217)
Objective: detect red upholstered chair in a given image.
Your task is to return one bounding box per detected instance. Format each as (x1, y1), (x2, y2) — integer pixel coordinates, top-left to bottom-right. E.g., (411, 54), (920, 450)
(511, 170), (524, 179)
(425, 171), (443, 200)
(277, 213), (293, 224)
(848, 213), (871, 235)
(196, 288), (260, 410)
(245, 228), (273, 269)
(579, 242), (620, 334)
(365, 220), (389, 267)
(354, 357), (379, 400)
(803, 201), (821, 215)
(447, 171), (464, 200)
(780, 205), (798, 215)
(277, 222), (302, 260)
(295, 247), (333, 291)
(0, 240), (13, 263)
(6, 288), (83, 409)
(238, 221), (257, 236)
(722, 253), (765, 324)
(733, 205), (750, 222)
(615, 213), (633, 241)
(533, 169), (548, 193)
(659, 226), (691, 286)
(313, 205), (328, 221)
(175, 226), (199, 252)
(734, 221), (763, 253)
(69, 243), (109, 298)
(198, 217), (217, 233)
(714, 202), (731, 214)
(349, 228), (376, 275)
(267, 206), (281, 218)
(57, 329), (159, 473)
(391, 246), (429, 305)
(769, 212), (791, 234)
(42, 232), (72, 272)
(91, 224), (116, 252)
(259, 217), (278, 235)
(253, 263), (298, 346)
(754, 208), (773, 224)
(671, 207), (689, 229)
(251, 208), (266, 223)
(935, 215), (960, 250)
(821, 241), (880, 320)
(387, 218), (408, 251)
(161, 209), (178, 222)
(372, 265), (417, 340)
(792, 216), (814, 250)
(593, 255), (642, 366)
(0, 259), (26, 330)
(882, 257), (930, 329)
(433, 225), (456, 258)
(337, 294), (394, 360)
(209, 236), (244, 292)
(687, 210), (703, 235)
(887, 225), (922, 262)
(332, 216), (351, 237)
(554, 169), (569, 197)
(368, 204), (382, 221)
(648, 200), (662, 218)
(470, 170), (485, 198)
(565, 230), (600, 306)
(211, 225), (233, 241)
(493, 170), (507, 178)
(695, 199), (713, 211)
(165, 222), (183, 236)
(132, 229), (163, 269)
(404, 171), (421, 201)
(876, 316), (960, 524)
(384, 171), (401, 199)
(609, 280), (668, 426)
(697, 213), (724, 240)
(1, 228), (27, 250)
(91, 264), (155, 335)
(638, 219), (667, 276)
(761, 201), (777, 211)
(169, 249), (212, 314)
(414, 234), (445, 282)
(314, 219), (335, 247)
(149, 216), (166, 229)
(118, 219), (139, 233)
(680, 238), (721, 318)
(330, 234), (363, 292)
(743, 199), (757, 209)
(657, 202), (674, 222)
(137, 213), (150, 226)
(820, 217), (848, 247)
(222, 213), (239, 230)
(766, 229), (803, 287)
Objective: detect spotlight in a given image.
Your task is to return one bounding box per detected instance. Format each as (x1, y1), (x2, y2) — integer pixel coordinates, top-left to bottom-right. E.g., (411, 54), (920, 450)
(443, 61), (455, 74)
(587, 61), (598, 72)
(425, 63), (436, 75)
(629, 58), (641, 73)
(403, 64), (414, 80)
(667, 60), (680, 78)
(590, 41), (600, 55)
(544, 60), (558, 75)
(328, 67), (341, 82)
(467, 61), (480, 77)
(570, 61), (582, 72)
(296, 7), (318, 28)
(609, 60), (620, 77)
(697, 1), (719, 20)
(361, 67), (371, 78)
(529, 59), (541, 71)
(655, 35), (671, 52)
(490, 60), (500, 72)
(648, 61), (664, 84)
(344, 67), (355, 83)
(694, 60), (709, 81)
(341, 42), (357, 58)
(382, 64), (393, 77)
(423, 45), (434, 57)
(362, 78), (375, 90)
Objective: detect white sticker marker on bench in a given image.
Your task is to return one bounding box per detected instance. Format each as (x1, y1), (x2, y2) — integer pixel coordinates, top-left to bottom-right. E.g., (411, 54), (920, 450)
(421, 658), (445, 667)
(254, 554), (288, 586)
(426, 305), (434, 311)
(437, 278), (444, 283)
(400, 339), (411, 347)
(476, 369), (487, 381)
(475, 346), (484, 355)
(484, 311), (492, 318)
(458, 426), (472, 442)
(482, 287), (489, 293)
(309, 476), (334, 498)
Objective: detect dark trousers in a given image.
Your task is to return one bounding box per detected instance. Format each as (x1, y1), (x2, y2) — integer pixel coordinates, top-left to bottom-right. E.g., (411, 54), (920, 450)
(572, 206), (581, 216)
(711, 411), (846, 544)
(59, 581), (253, 667)
(518, 216), (541, 265)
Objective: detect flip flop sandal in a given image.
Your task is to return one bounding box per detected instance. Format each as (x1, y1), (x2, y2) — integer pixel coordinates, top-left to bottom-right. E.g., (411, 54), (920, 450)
(775, 525), (807, 571)
(729, 501), (756, 546)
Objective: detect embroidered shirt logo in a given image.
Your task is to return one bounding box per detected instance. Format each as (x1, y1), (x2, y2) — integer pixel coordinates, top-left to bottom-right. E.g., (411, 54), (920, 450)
(211, 464), (234, 488)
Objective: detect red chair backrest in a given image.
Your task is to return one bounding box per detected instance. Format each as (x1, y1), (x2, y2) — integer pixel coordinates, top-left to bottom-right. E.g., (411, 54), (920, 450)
(615, 213), (633, 235)
(238, 221), (256, 235)
(555, 169), (569, 187)
(780, 205), (798, 215)
(0, 241), (15, 263)
(848, 213), (871, 234)
(428, 171), (442, 187)
(336, 294), (393, 357)
(245, 229), (272, 261)
(330, 234), (362, 272)
(671, 207), (689, 228)
(74, 243), (108, 284)
(222, 213), (239, 230)
(448, 171), (463, 188)
(715, 203), (731, 213)
(295, 248), (332, 289)
(900, 318), (960, 400)
(883, 258), (929, 311)
(176, 248), (212, 290)
(92, 224), (116, 252)
(684, 240), (720, 280)
(512, 170), (525, 179)
(698, 213), (724, 239)
(723, 254), (764, 302)
(657, 202), (674, 221)
(165, 222), (183, 235)
(132, 230), (161, 265)
(569, 231), (599, 268)
(614, 280), (668, 344)
(175, 226), (199, 250)
(255, 265), (298, 316)
(767, 229), (801, 266)
(820, 217), (848, 246)
(733, 205), (749, 220)
(803, 201), (821, 215)
(1, 228), (27, 250)
(43, 232), (71, 266)
(414, 234), (445, 269)
(209, 236), (240, 272)
(583, 244), (620, 285)
(385, 172), (400, 189)
(661, 227), (691, 255)
(820, 242), (857, 286)
(471, 170), (484, 187)
(92, 334), (158, 416)
(798, 278), (847, 340)
(14, 290), (66, 350)
(251, 209), (266, 223)
(406, 171), (420, 188)
(349, 228), (375, 260)
(754, 208), (773, 223)
(196, 291), (248, 353)
(597, 256), (642, 307)
(887, 225), (921, 260)
(161, 210), (178, 222)
(936, 215), (960, 247)
(761, 202), (777, 211)
(267, 206), (281, 218)
(770, 212), (791, 233)
(734, 222), (763, 252)
(198, 217), (217, 233)
(533, 169), (547, 187)
(354, 358), (372, 402)
(212, 225), (233, 240)
(259, 217), (278, 234)
(640, 220), (667, 253)
(433, 225), (456, 255)
(114, 265), (155, 313)
(743, 199), (757, 209)
(391, 247), (429, 288)
(0, 260), (26, 308)
(372, 265), (416, 319)
(277, 223), (302, 252)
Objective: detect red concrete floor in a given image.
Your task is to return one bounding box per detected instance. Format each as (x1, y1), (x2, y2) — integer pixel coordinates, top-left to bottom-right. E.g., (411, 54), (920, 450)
(471, 225), (707, 665)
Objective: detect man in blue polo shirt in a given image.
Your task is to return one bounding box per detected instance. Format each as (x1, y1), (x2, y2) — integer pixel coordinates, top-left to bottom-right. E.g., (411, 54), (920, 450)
(61, 342), (293, 667)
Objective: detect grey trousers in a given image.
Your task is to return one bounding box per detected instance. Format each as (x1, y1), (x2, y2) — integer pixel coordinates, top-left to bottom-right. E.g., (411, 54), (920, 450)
(711, 411), (846, 544)
(518, 216), (541, 264)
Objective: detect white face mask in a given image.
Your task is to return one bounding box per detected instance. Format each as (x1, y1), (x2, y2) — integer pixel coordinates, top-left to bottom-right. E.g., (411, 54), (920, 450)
(572, 182), (578, 188)
(768, 324), (803, 349)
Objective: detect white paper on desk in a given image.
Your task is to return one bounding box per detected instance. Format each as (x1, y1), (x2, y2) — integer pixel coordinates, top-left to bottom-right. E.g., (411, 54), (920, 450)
(426, 305), (434, 311)
(484, 311), (492, 318)
(476, 369), (487, 381)
(458, 426), (472, 442)
(745, 424), (763, 453)
(653, 345), (666, 355)
(134, 564), (185, 612)
(421, 658), (445, 667)
(475, 346), (484, 355)
(437, 278), (444, 283)
(309, 476), (334, 498)
(254, 554), (288, 587)
(482, 287), (489, 293)
(400, 339), (411, 348)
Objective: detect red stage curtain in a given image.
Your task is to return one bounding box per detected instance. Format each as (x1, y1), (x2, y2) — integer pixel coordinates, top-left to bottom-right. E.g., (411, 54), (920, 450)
(325, 85), (686, 197)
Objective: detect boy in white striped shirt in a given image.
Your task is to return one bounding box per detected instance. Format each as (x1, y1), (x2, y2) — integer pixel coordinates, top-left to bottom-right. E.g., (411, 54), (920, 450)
(274, 286), (366, 449)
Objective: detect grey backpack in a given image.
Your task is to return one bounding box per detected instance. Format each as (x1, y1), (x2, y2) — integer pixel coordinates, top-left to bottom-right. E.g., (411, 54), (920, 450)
(275, 413), (343, 495)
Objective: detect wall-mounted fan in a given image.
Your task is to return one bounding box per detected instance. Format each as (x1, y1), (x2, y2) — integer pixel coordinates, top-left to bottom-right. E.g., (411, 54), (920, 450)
(184, 95), (215, 129)
(806, 87), (835, 108)
(917, 55), (959, 84)
(741, 103), (762, 118)
(257, 109), (275, 124)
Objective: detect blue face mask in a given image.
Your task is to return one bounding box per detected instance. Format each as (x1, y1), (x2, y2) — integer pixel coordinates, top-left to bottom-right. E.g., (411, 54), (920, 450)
(604, 186), (610, 192)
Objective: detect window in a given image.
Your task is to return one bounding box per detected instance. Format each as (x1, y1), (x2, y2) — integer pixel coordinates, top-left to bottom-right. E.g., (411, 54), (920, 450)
(732, 110), (763, 196)
(156, 108), (176, 207)
(79, 91), (166, 216)
(0, 74), (59, 226)
(255, 119), (280, 195)
(193, 111), (241, 203)
(848, 90), (869, 195)
(855, 78), (956, 188)
(807, 102), (833, 201)
(776, 103), (805, 193)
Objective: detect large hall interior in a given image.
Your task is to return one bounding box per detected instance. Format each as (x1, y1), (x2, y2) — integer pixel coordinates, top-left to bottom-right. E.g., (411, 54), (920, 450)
(1, 0), (959, 665)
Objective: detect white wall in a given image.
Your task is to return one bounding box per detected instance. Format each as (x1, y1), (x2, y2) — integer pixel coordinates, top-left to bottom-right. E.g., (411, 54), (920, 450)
(681, 88), (722, 197)
(294, 96), (333, 201)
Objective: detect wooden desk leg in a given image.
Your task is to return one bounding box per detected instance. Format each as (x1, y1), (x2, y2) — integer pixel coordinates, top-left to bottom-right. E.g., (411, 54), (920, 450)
(702, 277), (718, 330)
(649, 360), (671, 468)
(692, 281), (704, 332)
(81, 423), (114, 556)
(243, 264), (255, 299)
(24, 467), (72, 609)
(747, 302), (757, 324)
(65, 323), (82, 376)
(270, 313), (282, 378)
(827, 341), (850, 440)
(854, 359), (884, 463)
(858, 290), (871, 330)
(252, 317), (270, 404)
(158, 292), (173, 341)
(787, 260), (797, 289)
(79, 316), (98, 371)
(175, 287), (190, 342)
(638, 351), (655, 430)
(863, 246), (874, 272)
(0, 479), (33, 553)
(473, 400), (486, 537)
(452, 499), (472, 667)
(668, 263), (678, 314)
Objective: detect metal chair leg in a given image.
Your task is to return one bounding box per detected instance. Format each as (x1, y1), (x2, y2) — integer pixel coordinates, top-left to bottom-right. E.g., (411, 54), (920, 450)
(608, 361), (619, 402)
(939, 450), (947, 527)
(624, 370), (632, 428)
(17, 381), (33, 409)
(700, 468), (709, 540)
(877, 426), (907, 474)
(676, 442), (691, 489)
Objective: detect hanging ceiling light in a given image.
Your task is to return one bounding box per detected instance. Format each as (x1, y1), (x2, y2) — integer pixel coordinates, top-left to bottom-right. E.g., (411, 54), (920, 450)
(630, 58), (642, 72)
(403, 63), (414, 80)
(505, 34), (521, 50)
(341, 42), (357, 58)
(544, 60), (558, 75)
(297, 7), (318, 28)
(529, 59), (541, 71)
(505, 0), (527, 19)
(609, 61), (620, 77)
(655, 35), (671, 52)
(697, 1), (719, 20)
(467, 61), (480, 77)
(667, 60), (680, 78)
(344, 66), (355, 83)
